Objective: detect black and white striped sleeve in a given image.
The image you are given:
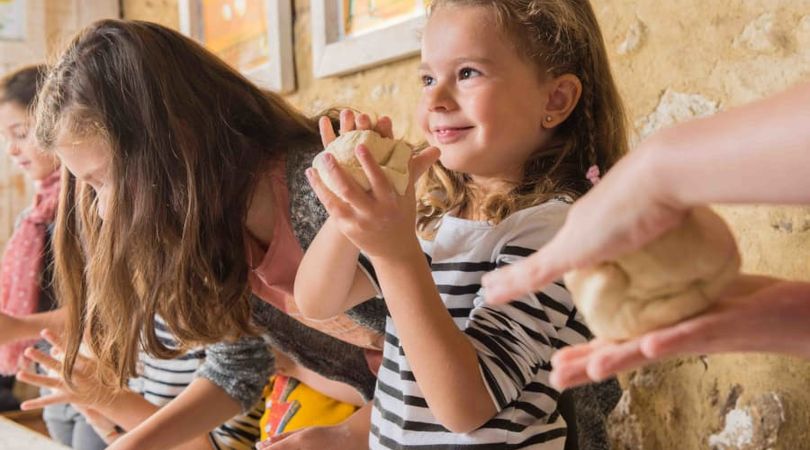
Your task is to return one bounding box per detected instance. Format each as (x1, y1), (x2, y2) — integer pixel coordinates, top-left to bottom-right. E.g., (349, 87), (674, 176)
(465, 246), (591, 412)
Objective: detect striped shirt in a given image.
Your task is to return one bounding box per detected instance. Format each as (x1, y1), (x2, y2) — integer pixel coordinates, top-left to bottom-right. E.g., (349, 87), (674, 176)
(361, 200), (591, 449)
(128, 316), (265, 449)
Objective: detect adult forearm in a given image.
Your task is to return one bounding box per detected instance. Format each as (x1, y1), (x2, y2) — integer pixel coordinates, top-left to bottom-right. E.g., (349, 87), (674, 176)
(648, 82), (810, 207)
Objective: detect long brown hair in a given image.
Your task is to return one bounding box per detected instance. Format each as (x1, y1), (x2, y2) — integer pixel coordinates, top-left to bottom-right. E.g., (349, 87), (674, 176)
(417, 0), (627, 233)
(35, 20), (320, 388)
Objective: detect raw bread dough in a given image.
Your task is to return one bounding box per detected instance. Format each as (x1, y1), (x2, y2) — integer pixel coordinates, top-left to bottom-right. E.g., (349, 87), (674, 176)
(564, 207), (741, 340)
(312, 130), (411, 195)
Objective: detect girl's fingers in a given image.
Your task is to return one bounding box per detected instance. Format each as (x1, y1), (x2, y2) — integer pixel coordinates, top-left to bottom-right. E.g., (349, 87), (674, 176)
(23, 347), (61, 372)
(339, 110), (356, 134)
(40, 329), (67, 355)
(355, 145), (394, 199)
(355, 113), (372, 131)
(306, 168), (355, 219)
(374, 116), (394, 139)
(20, 392), (71, 411)
(315, 154), (373, 210)
(16, 370), (62, 389)
(409, 146), (441, 184)
(319, 116), (337, 148)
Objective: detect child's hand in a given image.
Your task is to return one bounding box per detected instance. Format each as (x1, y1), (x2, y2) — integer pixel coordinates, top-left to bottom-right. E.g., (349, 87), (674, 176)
(306, 138), (440, 260)
(15, 329), (118, 410)
(74, 405), (123, 444)
(311, 111), (440, 259)
(319, 109), (394, 148)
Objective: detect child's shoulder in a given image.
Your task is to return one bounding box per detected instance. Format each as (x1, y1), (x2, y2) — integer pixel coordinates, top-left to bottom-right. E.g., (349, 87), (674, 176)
(496, 198), (571, 251)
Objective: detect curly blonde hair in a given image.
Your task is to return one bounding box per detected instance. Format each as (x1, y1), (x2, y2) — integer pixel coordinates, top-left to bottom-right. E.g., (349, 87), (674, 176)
(417, 0), (627, 236)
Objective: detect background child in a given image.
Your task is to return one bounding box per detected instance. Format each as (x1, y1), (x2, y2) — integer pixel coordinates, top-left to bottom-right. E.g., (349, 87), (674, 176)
(296, 0), (627, 448)
(0, 65), (107, 449)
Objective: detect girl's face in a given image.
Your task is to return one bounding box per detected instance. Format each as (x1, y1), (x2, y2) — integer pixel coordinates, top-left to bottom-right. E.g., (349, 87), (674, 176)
(0, 101), (60, 182)
(54, 131), (113, 220)
(417, 5), (553, 184)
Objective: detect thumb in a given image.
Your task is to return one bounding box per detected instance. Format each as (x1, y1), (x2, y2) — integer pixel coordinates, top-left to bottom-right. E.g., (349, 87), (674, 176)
(410, 146), (441, 184)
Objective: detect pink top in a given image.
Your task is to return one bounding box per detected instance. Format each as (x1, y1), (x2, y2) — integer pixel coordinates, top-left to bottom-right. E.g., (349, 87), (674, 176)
(246, 163), (384, 356)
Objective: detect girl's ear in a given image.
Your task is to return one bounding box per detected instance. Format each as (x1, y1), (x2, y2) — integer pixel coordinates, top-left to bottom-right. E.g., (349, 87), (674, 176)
(541, 74), (583, 129)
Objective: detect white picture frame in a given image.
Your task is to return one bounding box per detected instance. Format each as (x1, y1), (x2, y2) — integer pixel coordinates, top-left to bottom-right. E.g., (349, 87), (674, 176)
(0, 0), (44, 68)
(311, 0), (426, 78)
(178, 0), (295, 93)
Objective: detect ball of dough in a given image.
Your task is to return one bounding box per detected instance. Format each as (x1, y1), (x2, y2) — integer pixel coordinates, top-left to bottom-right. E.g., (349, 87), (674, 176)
(563, 207), (741, 341)
(312, 130), (412, 195)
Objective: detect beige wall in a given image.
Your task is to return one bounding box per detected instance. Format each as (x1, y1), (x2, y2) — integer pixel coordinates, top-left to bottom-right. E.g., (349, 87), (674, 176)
(1, 0), (807, 448)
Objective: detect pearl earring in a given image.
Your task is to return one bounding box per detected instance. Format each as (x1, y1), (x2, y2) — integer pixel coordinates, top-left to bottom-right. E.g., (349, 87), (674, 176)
(544, 115), (553, 123)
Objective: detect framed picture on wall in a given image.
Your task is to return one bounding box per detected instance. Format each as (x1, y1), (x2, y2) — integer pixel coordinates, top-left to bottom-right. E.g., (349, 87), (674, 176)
(312, 0), (427, 78)
(0, 0), (26, 41)
(178, 0), (295, 93)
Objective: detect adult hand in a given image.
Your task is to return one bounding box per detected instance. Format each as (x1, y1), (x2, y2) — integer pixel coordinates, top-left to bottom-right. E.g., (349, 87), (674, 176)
(549, 276), (810, 389)
(482, 146), (687, 304)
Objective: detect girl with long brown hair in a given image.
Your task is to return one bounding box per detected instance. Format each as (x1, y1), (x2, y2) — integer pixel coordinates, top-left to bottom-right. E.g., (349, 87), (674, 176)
(31, 19), (385, 449)
(295, 0), (627, 448)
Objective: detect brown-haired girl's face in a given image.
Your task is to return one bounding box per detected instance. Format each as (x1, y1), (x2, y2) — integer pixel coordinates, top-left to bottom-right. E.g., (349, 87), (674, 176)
(54, 131), (112, 219)
(417, 5), (553, 183)
(0, 101), (60, 182)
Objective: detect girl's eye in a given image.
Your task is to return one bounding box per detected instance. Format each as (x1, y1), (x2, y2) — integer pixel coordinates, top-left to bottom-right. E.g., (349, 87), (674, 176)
(421, 74), (436, 87)
(459, 67), (481, 80)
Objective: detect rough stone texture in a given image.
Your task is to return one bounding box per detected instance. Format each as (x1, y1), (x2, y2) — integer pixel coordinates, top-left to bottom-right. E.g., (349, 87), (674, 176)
(0, 0), (806, 448)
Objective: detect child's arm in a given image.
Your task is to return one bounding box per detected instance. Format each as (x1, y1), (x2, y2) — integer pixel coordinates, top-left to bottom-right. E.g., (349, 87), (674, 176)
(306, 141), (510, 432)
(0, 308), (66, 345)
(294, 217), (377, 320)
(294, 110), (393, 320)
(18, 330), (222, 450)
(370, 248), (499, 433)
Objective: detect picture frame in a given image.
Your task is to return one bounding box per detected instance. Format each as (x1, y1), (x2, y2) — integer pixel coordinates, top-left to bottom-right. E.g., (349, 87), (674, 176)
(311, 0), (427, 78)
(178, 0), (295, 93)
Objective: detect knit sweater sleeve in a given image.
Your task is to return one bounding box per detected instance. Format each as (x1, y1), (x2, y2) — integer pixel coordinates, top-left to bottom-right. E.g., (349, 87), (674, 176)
(285, 144), (388, 333)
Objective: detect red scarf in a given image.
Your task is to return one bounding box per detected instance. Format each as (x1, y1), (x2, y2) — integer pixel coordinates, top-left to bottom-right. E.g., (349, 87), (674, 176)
(0, 170), (60, 374)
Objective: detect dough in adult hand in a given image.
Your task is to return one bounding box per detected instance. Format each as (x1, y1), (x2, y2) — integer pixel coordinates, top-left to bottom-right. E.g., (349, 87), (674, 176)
(312, 130), (412, 195)
(564, 207), (741, 341)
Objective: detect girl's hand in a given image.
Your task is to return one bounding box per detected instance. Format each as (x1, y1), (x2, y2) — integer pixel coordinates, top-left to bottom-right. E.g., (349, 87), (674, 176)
(309, 115), (440, 260)
(482, 146), (687, 304)
(256, 424), (367, 450)
(319, 109), (394, 148)
(548, 276), (810, 389)
(15, 329), (117, 410)
(73, 405), (124, 444)
(257, 403), (373, 450)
